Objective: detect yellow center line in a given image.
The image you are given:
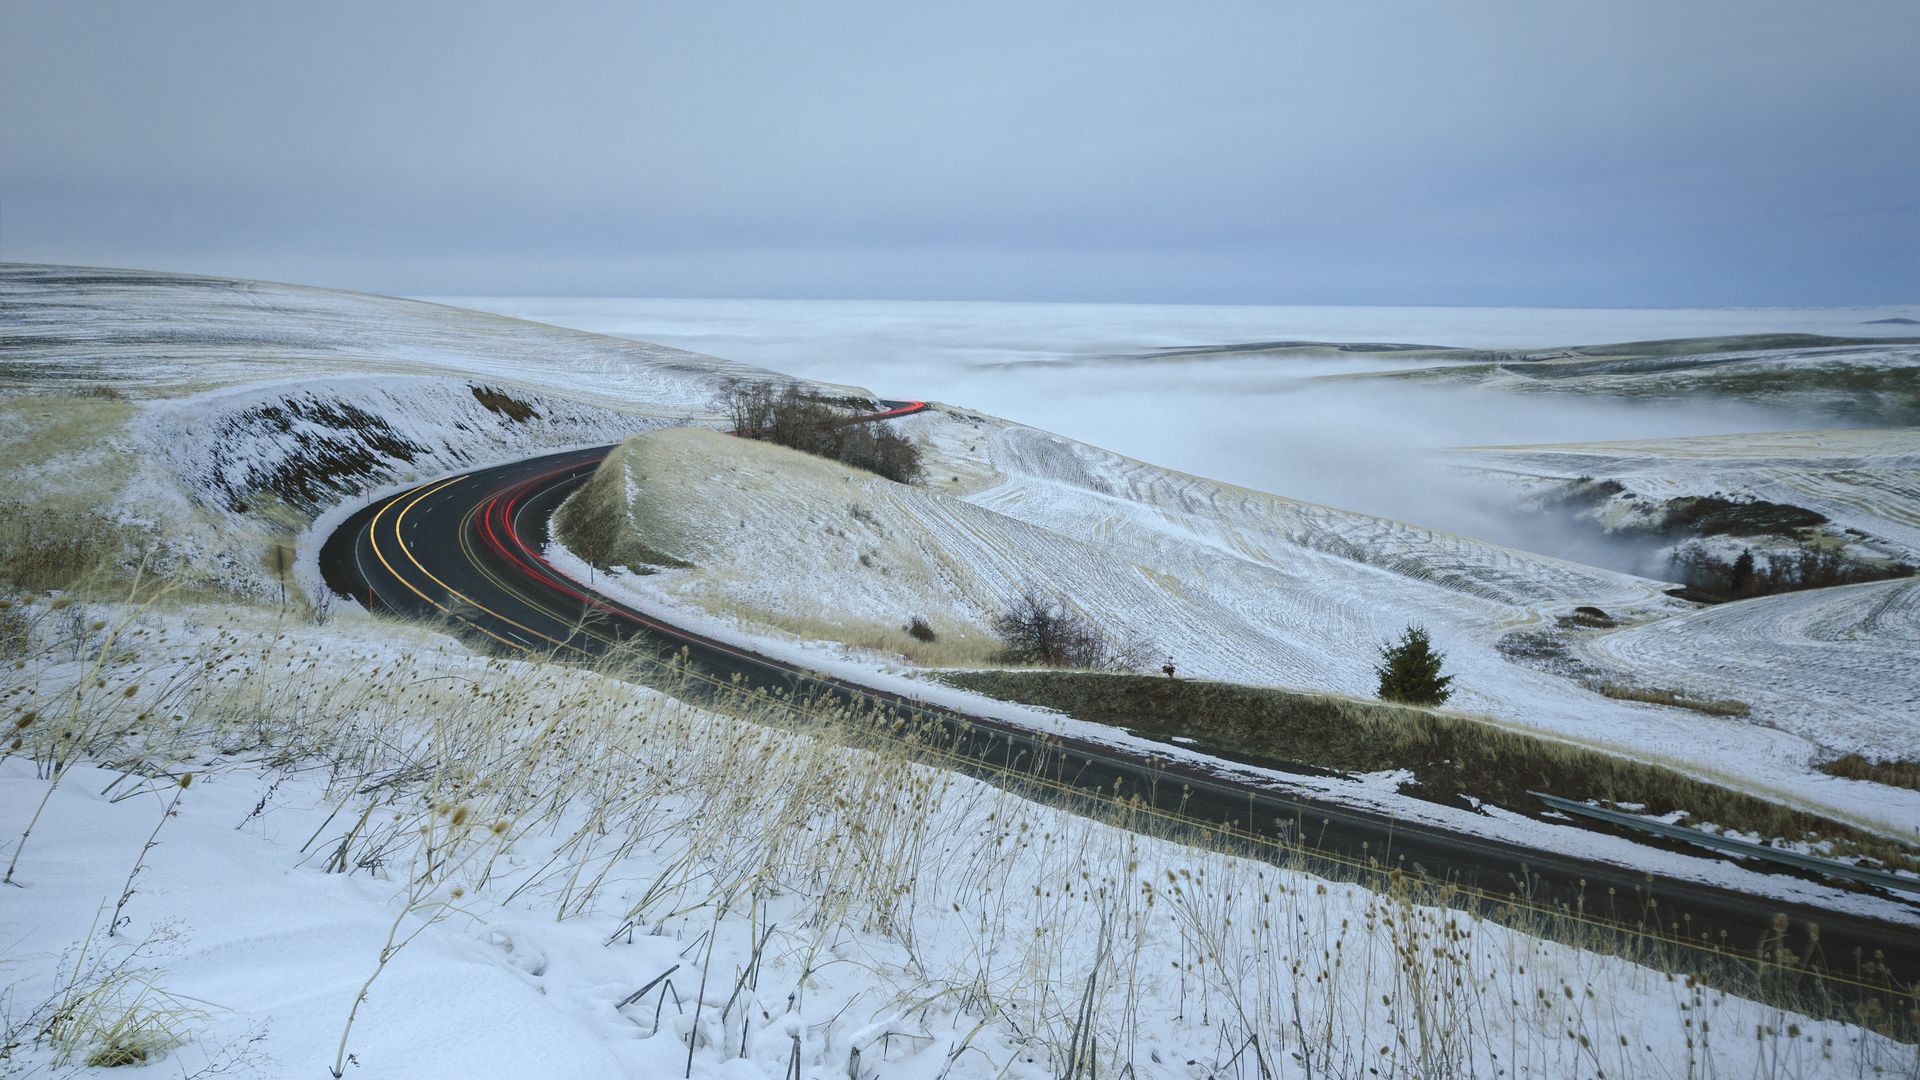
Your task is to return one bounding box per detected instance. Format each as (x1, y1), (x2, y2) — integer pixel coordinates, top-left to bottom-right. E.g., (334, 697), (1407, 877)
(451, 496), (617, 653)
(368, 475), (541, 653)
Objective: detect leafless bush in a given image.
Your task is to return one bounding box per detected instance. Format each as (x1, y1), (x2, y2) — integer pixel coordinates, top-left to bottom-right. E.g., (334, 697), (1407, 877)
(991, 590), (1146, 671)
(717, 381), (923, 484)
(309, 587), (336, 627)
(905, 616), (936, 643)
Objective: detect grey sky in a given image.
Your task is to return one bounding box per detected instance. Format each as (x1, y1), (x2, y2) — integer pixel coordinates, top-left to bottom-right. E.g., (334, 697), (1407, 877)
(3, 0), (1915, 305)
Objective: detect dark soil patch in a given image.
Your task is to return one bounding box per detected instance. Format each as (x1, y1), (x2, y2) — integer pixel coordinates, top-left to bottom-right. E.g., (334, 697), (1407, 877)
(472, 385), (540, 423)
(1561, 605), (1617, 629)
(1659, 495), (1828, 537)
(209, 396), (426, 514)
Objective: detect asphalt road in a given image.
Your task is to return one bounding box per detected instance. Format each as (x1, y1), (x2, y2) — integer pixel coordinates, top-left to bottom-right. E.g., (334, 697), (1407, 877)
(318, 410), (1920, 1005)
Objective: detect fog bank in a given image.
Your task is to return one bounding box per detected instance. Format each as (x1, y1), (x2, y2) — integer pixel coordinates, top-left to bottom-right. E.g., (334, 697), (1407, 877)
(451, 298), (1897, 572)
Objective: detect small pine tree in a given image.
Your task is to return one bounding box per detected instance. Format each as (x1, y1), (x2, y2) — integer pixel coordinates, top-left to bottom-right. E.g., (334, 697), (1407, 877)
(1375, 624), (1454, 706)
(1729, 548), (1755, 595)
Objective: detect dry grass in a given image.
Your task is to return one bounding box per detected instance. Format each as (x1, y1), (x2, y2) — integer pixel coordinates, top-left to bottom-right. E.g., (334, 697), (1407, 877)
(0, 502), (146, 594)
(0, 393), (135, 477)
(937, 670), (1915, 872)
(1599, 683), (1753, 717)
(698, 600), (1004, 668)
(3, 600), (1916, 1077)
(555, 429), (1009, 668)
(1821, 754), (1920, 794)
(550, 442), (695, 572)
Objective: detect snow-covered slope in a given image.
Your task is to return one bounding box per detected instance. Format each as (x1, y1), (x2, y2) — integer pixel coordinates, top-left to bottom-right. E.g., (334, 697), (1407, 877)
(8, 601), (1907, 1080)
(565, 411), (1920, 837)
(1359, 338), (1920, 425)
(0, 264), (803, 597)
(1453, 427), (1920, 563)
(1577, 576), (1920, 761)
(7, 265), (1914, 835)
(1, 264), (775, 405)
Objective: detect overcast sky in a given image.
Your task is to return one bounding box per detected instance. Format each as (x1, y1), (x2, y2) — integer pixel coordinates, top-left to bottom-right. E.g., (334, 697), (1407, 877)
(3, 1), (1915, 305)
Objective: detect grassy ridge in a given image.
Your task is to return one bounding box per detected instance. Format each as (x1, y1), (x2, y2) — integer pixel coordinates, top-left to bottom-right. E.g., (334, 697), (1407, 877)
(936, 670), (1919, 872)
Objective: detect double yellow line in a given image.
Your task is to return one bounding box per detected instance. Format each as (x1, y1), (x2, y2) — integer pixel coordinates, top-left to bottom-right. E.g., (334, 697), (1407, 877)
(365, 473), (593, 656)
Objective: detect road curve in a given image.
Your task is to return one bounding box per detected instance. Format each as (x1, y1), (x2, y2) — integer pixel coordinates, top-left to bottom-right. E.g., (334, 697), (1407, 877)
(318, 404), (1920, 1001)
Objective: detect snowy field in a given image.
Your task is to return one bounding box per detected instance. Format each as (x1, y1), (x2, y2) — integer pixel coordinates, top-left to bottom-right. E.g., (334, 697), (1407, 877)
(5, 265), (1916, 838)
(1452, 428), (1920, 566)
(554, 413), (1920, 845)
(4, 267), (1919, 1074)
(3, 600), (1912, 1079)
(0, 266), (790, 600)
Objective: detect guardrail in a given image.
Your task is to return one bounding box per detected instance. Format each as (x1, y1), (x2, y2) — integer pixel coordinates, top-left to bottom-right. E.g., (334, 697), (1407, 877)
(1531, 791), (1920, 897)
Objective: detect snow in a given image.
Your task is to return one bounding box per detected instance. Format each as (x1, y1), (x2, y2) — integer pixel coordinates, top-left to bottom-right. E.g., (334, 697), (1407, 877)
(444, 296), (1920, 544)
(7, 267), (1920, 1075)
(554, 410), (1920, 842)
(1577, 577), (1920, 762)
(441, 297), (1920, 370)
(3, 602), (1911, 1078)
(1452, 428), (1920, 564)
(0, 265), (817, 600)
(544, 516), (1920, 929)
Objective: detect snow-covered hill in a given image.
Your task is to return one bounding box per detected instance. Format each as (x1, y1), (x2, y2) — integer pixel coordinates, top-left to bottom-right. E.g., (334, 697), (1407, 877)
(1359, 338), (1920, 425)
(5, 265), (1919, 1077)
(1, 264), (803, 598)
(1577, 576), (1920, 762)
(1453, 427), (1920, 564)
(565, 411), (1920, 838)
(6, 264), (1915, 835)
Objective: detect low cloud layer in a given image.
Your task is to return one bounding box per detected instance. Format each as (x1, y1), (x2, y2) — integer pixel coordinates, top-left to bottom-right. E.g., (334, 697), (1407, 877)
(5, 1), (1915, 304)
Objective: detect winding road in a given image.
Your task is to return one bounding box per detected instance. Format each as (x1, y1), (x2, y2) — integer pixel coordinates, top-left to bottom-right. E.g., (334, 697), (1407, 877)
(318, 403), (1920, 1004)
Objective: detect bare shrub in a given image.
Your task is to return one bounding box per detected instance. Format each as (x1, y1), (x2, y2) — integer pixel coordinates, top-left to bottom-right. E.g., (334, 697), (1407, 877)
(717, 380), (923, 484)
(905, 616), (937, 643)
(991, 590), (1143, 671)
(308, 587), (336, 627)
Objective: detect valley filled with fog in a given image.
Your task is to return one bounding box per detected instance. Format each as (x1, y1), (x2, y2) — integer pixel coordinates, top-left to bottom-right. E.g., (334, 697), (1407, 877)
(450, 297), (1919, 576)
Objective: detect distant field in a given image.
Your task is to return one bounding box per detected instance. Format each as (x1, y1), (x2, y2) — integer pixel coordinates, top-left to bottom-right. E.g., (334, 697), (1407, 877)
(1353, 335), (1920, 425)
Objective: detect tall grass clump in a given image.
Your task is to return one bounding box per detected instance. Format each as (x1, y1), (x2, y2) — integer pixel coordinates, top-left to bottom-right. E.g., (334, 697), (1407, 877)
(0, 501), (146, 594)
